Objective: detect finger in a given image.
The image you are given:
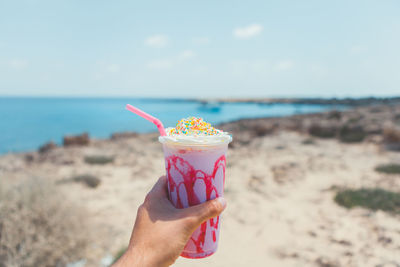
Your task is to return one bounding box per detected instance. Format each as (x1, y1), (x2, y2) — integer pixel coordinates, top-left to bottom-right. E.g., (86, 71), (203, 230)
(147, 176), (168, 199)
(182, 197), (227, 226)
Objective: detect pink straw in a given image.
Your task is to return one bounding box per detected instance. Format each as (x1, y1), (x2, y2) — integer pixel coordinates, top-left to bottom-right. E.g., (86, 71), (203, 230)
(126, 104), (166, 136)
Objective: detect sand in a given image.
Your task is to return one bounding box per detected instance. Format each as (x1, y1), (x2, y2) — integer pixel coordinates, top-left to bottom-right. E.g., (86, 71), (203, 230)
(1, 105), (400, 267)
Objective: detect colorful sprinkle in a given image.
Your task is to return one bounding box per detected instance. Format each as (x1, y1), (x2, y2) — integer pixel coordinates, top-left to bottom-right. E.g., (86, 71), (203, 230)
(167, 117), (223, 136)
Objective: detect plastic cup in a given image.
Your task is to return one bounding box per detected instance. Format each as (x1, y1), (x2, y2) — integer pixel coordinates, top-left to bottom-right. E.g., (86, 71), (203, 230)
(160, 140), (230, 259)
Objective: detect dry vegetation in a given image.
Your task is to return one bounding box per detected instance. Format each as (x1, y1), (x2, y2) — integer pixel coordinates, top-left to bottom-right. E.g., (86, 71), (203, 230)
(84, 155), (115, 165)
(383, 125), (400, 151)
(334, 188), (400, 214)
(0, 178), (89, 267)
(375, 163), (400, 174)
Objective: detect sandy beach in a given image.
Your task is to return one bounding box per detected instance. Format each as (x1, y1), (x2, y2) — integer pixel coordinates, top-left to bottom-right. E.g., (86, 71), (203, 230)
(1, 103), (400, 267)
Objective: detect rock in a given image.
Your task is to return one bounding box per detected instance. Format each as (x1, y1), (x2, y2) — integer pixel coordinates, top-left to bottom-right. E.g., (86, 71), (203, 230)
(24, 153), (35, 163)
(111, 132), (138, 140)
(327, 110), (342, 120)
(252, 124), (275, 137)
(63, 133), (89, 147)
(228, 140), (236, 149)
(364, 123), (382, 135)
(38, 141), (57, 153)
(315, 257), (339, 267)
(62, 160), (75, 165)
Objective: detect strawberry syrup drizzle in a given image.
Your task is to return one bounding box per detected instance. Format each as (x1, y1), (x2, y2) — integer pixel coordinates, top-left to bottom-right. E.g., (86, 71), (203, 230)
(166, 155), (226, 253)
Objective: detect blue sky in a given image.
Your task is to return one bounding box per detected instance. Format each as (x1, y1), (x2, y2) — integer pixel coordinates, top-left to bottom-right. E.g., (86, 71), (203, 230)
(0, 0), (399, 98)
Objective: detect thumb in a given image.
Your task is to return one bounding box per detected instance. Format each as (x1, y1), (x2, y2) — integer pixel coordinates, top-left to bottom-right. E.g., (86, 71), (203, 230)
(183, 197), (227, 226)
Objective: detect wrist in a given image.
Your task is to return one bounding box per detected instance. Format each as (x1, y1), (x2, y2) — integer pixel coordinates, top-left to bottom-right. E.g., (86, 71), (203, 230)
(113, 246), (148, 267)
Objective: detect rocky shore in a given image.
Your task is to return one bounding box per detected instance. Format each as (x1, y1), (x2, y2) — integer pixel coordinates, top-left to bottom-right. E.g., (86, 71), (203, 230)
(1, 103), (400, 267)
(202, 96), (400, 106)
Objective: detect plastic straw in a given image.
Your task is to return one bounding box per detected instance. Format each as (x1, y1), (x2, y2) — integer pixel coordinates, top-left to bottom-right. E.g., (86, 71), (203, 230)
(126, 104), (166, 136)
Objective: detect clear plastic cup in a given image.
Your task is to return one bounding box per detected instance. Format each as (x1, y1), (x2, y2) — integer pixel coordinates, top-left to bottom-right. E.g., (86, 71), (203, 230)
(160, 140), (230, 258)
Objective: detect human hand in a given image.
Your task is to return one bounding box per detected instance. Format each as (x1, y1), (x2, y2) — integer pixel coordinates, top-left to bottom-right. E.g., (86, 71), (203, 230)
(112, 176), (227, 267)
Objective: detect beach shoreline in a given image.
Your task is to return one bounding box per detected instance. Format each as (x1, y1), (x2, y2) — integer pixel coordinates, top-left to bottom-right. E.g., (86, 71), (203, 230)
(198, 96), (400, 106)
(1, 102), (400, 266)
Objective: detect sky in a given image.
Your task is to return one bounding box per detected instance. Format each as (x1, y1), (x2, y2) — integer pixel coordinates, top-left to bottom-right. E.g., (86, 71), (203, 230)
(0, 0), (399, 98)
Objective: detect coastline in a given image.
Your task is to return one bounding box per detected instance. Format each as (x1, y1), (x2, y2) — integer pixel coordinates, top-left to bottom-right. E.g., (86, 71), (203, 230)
(0, 96), (399, 158)
(1, 100), (398, 158)
(198, 96), (400, 106)
(0, 97), (338, 155)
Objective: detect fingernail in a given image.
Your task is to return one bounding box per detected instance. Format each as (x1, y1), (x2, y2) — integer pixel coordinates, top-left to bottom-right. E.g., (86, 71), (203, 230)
(217, 197), (227, 209)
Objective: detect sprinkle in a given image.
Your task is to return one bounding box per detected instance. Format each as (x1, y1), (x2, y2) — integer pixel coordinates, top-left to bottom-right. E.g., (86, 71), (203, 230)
(167, 117), (223, 136)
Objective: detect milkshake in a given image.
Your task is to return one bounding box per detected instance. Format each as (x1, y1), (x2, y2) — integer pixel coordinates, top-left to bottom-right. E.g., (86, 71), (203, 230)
(159, 117), (232, 259)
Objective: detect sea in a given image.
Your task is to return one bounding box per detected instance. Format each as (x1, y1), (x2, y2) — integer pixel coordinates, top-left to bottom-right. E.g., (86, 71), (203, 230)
(0, 97), (341, 154)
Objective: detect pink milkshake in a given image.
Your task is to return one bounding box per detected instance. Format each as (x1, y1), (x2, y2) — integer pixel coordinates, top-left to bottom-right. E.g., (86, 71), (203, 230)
(159, 117), (232, 259)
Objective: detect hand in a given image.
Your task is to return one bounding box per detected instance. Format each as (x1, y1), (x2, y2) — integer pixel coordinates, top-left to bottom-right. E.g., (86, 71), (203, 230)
(112, 176), (227, 267)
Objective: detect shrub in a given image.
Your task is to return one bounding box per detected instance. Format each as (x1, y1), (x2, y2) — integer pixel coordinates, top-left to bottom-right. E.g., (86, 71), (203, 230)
(308, 124), (337, 138)
(334, 188), (400, 214)
(338, 125), (366, 143)
(383, 126), (400, 143)
(346, 117), (361, 124)
(383, 126), (400, 151)
(0, 178), (89, 267)
(394, 113), (400, 123)
(252, 124), (274, 137)
(84, 155), (114, 165)
(302, 138), (315, 145)
(73, 174), (101, 188)
(375, 164), (400, 174)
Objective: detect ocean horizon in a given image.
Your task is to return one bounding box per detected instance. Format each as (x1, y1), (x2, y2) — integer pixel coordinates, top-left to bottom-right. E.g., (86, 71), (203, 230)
(0, 97), (342, 154)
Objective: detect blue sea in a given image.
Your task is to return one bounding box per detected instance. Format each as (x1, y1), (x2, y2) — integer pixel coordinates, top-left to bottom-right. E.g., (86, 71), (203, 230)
(0, 97), (340, 154)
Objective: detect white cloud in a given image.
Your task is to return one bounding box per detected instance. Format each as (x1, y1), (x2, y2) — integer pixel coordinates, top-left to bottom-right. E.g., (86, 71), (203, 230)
(350, 45), (367, 54)
(233, 24), (263, 39)
(179, 50), (196, 60)
(144, 34), (169, 48)
(107, 63), (120, 73)
(9, 59), (29, 70)
(275, 60), (294, 71)
(192, 37), (210, 45)
(146, 60), (173, 70)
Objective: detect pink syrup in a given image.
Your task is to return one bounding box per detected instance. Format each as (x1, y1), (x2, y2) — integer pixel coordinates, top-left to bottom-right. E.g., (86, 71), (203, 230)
(163, 146), (227, 258)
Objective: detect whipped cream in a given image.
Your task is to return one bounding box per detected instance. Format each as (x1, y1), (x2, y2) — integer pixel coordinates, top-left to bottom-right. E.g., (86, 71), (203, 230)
(159, 117), (232, 145)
